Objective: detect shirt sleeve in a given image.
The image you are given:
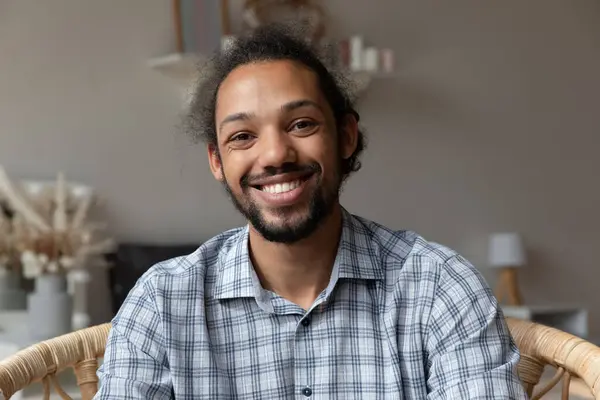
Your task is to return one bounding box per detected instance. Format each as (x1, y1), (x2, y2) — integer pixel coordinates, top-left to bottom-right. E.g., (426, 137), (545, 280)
(424, 254), (527, 399)
(94, 276), (173, 399)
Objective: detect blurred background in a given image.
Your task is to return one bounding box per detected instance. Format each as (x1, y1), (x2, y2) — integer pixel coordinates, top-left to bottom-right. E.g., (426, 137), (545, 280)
(0, 0), (598, 353)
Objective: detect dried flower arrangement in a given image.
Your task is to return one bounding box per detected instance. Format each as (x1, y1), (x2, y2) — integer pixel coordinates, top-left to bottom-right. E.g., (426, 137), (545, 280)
(0, 166), (116, 279)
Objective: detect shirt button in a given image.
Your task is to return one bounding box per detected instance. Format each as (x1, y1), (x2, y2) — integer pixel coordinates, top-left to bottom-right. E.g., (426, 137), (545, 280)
(301, 387), (312, 397)
(301, 318), (311, 327)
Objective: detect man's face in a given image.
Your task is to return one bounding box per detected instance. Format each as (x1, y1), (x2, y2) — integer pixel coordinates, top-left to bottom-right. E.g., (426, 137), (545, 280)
(209, 60), (357, 243)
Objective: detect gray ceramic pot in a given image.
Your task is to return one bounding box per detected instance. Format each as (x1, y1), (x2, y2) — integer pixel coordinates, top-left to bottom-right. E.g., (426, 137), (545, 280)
(27, 274), (73, 341)
(0, 270), (27, 310)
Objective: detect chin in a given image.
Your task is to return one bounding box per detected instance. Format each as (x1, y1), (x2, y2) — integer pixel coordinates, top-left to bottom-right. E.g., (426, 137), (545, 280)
(251, 201), (332, 243)
(262, 201), (311, 217)
(253, 220), (317, 244)
(261, 210), (310, 230)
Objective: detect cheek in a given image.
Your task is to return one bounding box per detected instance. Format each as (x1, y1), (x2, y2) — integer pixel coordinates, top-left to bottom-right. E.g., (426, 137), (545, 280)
(311, 135), (340, 173)
(219, 157), (245, 188)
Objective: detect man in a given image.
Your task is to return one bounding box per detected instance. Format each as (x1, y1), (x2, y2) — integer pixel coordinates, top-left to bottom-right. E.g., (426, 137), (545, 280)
(95, 25), (526, 399)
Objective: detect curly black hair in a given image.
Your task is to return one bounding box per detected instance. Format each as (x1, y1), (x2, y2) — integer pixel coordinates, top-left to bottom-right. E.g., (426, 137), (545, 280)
(182, 23), (367, 180)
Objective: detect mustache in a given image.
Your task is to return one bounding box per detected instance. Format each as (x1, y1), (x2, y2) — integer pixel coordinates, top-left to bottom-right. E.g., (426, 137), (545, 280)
(241, 162), (321, 188)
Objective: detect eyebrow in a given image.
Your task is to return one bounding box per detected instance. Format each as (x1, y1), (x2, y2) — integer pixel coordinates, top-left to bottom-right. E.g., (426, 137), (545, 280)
(281, 99), (323, 113)
(218, 111), (256, 133)
(218, 99), (323, 134)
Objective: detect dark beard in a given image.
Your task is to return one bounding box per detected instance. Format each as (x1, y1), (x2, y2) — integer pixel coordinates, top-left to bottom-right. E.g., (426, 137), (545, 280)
(222, 162), (340, 244)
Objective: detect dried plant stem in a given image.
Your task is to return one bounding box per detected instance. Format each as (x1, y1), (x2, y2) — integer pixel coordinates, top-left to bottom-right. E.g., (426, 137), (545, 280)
(0, 166), (50, 232)
(71, 194), (92, 231)
(52, 172), (68, 232)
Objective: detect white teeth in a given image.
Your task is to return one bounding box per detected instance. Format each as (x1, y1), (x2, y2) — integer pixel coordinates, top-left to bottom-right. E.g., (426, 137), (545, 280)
(262, 180), (301, 194)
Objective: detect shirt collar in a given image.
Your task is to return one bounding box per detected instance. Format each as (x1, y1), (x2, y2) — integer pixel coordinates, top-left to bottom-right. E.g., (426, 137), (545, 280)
(214, 225), (263, 300)
(214, 208), (384, 301)
(334, 208), (384, 281)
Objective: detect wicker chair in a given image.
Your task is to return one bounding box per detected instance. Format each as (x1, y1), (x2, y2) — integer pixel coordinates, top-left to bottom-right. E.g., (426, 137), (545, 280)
(507, 318), (600, 399)
(0, 318), (599, 399)
(0, 323), (110, 400)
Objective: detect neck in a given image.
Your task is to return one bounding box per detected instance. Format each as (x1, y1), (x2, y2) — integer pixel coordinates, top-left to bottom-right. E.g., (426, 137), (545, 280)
(248, 205), (343, 310)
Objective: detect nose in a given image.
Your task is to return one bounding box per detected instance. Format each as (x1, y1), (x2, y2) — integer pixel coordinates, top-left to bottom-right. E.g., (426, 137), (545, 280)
(257, 130), (297, 169)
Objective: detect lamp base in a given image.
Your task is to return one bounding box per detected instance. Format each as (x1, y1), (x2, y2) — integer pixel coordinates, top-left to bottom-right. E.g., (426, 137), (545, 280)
(494, 267), (523, 306)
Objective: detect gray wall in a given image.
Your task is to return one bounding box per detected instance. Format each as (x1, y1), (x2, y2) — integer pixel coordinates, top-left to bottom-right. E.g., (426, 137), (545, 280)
(1, 1), (599, 335)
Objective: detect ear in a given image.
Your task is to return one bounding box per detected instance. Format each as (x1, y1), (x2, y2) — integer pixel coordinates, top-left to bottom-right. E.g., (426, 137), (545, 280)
(207, 144), (224, 182)
(339, 113), (359, 160)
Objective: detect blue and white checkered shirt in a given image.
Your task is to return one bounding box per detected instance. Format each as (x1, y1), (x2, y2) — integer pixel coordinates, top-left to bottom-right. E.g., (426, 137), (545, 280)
(95, 209), (526, 399)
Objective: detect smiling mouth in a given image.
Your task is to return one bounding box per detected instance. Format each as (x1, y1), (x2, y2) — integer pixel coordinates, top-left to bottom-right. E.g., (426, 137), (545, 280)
(251, 173), (314, 194)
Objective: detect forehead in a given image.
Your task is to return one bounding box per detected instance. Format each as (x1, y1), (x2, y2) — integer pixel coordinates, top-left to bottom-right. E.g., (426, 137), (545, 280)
(215, 60), (324, 118)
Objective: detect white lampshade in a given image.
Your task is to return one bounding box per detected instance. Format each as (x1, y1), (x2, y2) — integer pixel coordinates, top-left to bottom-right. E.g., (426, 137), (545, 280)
(488, 232), (526, 268)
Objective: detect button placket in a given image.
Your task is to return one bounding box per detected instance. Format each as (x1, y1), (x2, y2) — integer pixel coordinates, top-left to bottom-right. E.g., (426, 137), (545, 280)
(294, 312), (314, 400)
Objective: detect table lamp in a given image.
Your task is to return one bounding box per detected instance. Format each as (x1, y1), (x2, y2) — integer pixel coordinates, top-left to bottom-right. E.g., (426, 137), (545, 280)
(488, 232), (526, 306)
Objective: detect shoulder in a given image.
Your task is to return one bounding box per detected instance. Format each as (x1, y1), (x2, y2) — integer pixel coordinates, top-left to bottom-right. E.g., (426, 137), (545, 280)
(112, 226), (248, 330)
(129, 226), (247, 294)
(350, 213), (486, 290)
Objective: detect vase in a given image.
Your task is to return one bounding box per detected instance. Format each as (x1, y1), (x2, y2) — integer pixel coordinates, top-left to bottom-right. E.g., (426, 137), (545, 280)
(0, 269), (27, 310)
(27, 274), (73, 341)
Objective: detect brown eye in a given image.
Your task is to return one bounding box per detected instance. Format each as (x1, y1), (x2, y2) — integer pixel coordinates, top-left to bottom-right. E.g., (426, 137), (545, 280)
(230, 133), (253, 142)
(290, 120), (317, 131)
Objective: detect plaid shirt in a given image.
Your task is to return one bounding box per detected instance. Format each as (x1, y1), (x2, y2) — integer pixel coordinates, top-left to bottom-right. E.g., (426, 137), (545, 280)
(95, 209), (526, 399)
